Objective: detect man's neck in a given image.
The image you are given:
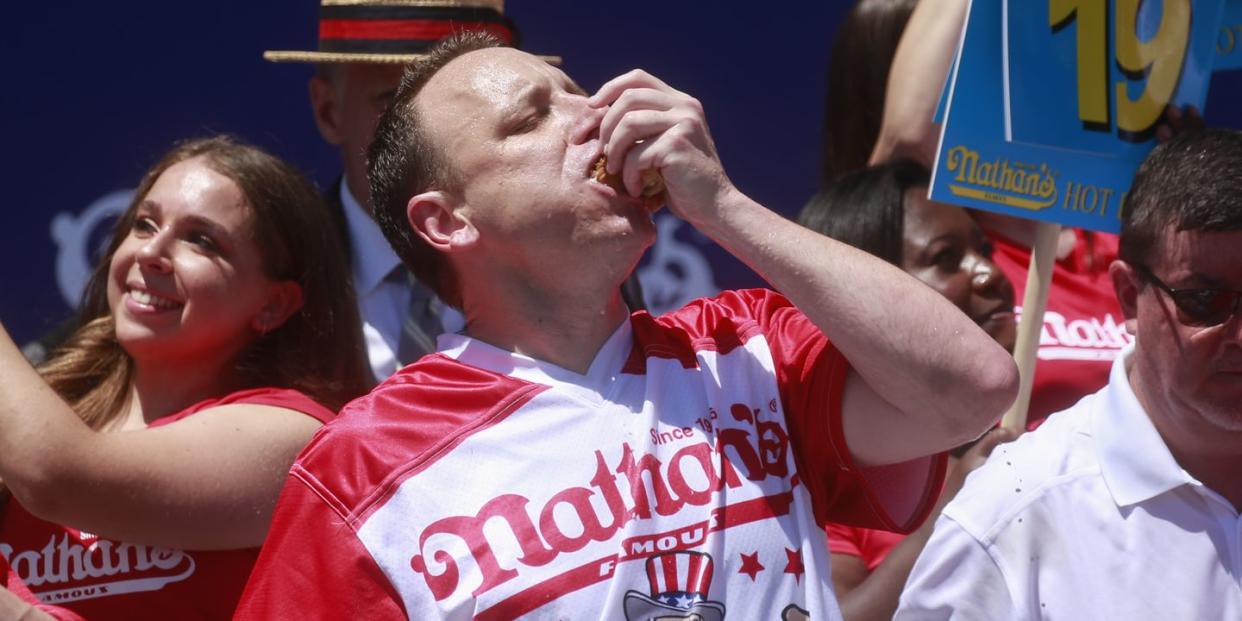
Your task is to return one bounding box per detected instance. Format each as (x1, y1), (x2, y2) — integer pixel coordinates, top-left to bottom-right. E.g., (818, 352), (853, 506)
(1175, 448), (1242, 512)
(1130, 361), (1242, 511)
(1158, 413), (1242, 511)
(340, 176), (374, 219)
(461, 276), (632, 375)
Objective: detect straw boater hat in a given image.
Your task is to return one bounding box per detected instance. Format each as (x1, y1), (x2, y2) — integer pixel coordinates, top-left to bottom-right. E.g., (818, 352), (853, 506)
(264, 0), (560, 65)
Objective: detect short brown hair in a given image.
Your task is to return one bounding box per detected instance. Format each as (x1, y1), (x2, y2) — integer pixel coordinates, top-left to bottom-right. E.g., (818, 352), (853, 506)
(1120, 129), (1242, 268)
(368, 31), (505, 309)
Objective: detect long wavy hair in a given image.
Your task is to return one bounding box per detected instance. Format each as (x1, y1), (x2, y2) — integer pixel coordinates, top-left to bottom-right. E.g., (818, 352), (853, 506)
(36, 136), (372, 430)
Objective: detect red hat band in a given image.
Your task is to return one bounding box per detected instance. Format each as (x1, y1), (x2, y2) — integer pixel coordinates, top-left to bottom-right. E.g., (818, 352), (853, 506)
(317, 4), (516, 56)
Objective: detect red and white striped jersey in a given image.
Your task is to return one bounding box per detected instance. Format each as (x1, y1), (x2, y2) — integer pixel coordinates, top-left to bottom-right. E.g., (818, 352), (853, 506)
(236, 290), (946, 620)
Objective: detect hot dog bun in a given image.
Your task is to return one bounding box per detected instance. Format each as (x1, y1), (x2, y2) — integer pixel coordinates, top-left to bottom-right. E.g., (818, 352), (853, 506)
(591, 156), (665, 209)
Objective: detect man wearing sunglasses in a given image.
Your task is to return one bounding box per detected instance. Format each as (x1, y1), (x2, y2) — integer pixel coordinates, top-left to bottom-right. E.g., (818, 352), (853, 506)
(897, 128), (1242, 620)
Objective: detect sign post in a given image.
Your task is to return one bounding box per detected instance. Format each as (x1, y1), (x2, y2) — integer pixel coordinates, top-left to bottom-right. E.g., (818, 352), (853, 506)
(999, 222), (1059, 432)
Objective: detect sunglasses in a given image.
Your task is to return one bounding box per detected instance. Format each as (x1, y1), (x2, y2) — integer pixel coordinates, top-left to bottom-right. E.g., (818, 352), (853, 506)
(1136, 265), (1242, 327)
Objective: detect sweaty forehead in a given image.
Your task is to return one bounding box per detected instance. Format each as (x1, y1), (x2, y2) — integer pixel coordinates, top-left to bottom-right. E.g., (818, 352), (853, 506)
(421, 47), (566, 115)
(1156, 228), (1242, 285)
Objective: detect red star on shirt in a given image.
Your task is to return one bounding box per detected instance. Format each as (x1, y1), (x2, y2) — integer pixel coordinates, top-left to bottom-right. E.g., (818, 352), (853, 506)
(784, 547), (804, 584)
(738, 552), (764, 581)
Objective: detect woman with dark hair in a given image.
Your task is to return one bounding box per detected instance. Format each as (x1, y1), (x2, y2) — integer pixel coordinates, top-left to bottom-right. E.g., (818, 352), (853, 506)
(798, 160), (1016, 621)
(801, 160), (1016, 349)
(821, 0), (918, 183)
(0, 136), (371, 619)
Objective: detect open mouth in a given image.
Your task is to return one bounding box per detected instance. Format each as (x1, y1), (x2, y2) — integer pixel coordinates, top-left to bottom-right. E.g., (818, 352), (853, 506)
(589, 155), (616, 188)
(127, 285), (183, 311)
(588, 155), (666, 210)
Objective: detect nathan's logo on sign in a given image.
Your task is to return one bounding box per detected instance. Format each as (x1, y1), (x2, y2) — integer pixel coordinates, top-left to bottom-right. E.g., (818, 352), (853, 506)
(1, 535), (196, 604)
(409, 402), (791, 603)
(945, 145), (1059, 211)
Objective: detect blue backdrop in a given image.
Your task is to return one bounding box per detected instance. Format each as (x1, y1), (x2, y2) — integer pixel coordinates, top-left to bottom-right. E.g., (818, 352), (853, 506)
(5, 2), (1239, 345)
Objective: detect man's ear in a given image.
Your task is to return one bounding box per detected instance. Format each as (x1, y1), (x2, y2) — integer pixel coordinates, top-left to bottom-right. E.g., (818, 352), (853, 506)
(1109, 259), (1141, 336)
(407, 191), (478, 253)
(252, 281), (305, 335)
(309, 74), (345, 146)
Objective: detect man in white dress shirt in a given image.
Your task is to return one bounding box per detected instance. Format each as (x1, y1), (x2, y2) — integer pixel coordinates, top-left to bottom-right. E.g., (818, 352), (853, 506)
(896, 129), (1242, 620)
(266, 1), (539, 379)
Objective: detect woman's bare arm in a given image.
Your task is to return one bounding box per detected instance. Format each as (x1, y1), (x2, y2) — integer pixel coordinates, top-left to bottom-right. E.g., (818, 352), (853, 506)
(870, 0), (970, 167)
(0, 323), (322, 550)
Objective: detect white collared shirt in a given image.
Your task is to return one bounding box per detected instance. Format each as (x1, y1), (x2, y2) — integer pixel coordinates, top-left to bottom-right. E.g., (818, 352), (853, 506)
(339, 180), (463, 379)
(896, 343), (1242, 620)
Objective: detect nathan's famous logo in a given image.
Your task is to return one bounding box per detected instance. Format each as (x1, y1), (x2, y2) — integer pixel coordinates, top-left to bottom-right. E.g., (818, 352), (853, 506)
(945, 145), (1059, 211)
(410, 403), (791, 602)
(1, 535), (195, 604)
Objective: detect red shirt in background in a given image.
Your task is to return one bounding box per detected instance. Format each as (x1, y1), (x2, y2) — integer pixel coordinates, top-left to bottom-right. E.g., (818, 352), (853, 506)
(0, 388), (334, 621)
(825, 522), (905, 571)
(822, 230), (1126, 577)
(989, 229), (1130, 428)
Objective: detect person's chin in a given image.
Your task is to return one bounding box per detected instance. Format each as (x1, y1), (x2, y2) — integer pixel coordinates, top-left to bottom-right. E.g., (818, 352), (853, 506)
(979, 313), (1017, 352)
(629, 208), (658, 236)
(1198, 406), (1242, 434)
(601, 206), (657, 241)
(995, 329), (1018, 354)
(115, 330), (169, 361)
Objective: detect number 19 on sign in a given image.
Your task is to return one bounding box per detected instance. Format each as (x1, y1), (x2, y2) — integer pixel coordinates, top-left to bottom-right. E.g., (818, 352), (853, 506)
(1050, 0), (1190, 141)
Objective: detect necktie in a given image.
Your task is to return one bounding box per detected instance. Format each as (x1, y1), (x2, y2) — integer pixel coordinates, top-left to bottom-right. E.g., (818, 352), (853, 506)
(388, 266), (442, 364)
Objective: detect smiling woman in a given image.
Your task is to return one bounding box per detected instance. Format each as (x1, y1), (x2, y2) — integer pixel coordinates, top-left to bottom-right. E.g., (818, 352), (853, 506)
(0, 136), (371, 620)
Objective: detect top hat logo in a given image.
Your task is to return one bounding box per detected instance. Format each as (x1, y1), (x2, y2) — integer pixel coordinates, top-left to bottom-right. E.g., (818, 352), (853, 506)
(623, 551), (726, 621)
(264, 0), (559, 65)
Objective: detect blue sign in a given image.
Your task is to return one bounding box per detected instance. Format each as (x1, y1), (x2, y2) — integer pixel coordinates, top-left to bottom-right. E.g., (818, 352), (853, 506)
(1218, 0), (1242, 70)
(1007, 0), (1223, 153)
(934, 43), (961, 125)
(931, 0), (1227, 233)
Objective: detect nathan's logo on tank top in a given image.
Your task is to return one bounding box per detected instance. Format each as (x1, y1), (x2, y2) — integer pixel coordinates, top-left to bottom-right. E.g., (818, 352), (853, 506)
(0, 533), (195, 604)
(1017, 306), (1134, 360)
(409, 401), (792, 604)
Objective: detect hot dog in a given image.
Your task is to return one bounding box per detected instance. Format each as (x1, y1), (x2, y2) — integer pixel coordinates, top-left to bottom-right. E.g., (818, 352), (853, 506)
(591, 156), (665, 210)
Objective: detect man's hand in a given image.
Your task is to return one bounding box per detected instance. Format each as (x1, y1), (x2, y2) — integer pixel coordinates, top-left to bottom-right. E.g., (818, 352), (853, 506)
(941, 427), (1016, 504)
(591, 70), (1016, 468)
(589, 70), (735, 226)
